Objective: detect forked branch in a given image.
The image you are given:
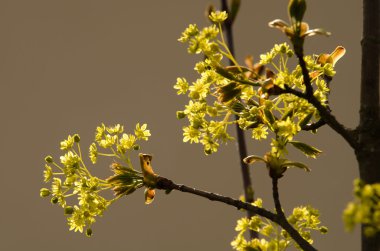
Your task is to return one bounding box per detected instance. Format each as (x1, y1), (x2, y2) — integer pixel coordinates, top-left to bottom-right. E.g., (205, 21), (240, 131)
(156, 176), (317, 251)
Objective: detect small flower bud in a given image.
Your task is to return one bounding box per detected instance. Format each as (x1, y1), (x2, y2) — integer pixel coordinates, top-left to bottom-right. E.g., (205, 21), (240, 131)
(176, 111), (186, 119)
(64, 206), (74, 215)
(320, 226), (328, 234)
(73, 134), (80, 143)
(40, 188), (51, 197)
(204, 148), (212, 155)
(86, 228), (93, 237)
(51, 197), (58, 204)
(45, 156), (53, 163)
(133, 145), (140, 151)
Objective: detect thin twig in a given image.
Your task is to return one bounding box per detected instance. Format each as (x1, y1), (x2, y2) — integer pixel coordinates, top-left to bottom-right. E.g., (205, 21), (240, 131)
(301, 119), (326, 131)
(272, 178), (285, 217)
(295, 51), (314, 97)
(220, 0), (257, 239)
(156, 176), (317, 251)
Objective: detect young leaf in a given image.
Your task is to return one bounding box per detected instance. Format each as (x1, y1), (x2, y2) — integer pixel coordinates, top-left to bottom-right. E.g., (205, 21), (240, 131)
(281, 160), (311, 172)
(243, 155), (265, 164)
(289, 141), (322, 158)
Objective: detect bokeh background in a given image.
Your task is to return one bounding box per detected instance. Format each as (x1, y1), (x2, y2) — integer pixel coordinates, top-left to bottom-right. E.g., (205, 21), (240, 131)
(1, 0), (361, 250)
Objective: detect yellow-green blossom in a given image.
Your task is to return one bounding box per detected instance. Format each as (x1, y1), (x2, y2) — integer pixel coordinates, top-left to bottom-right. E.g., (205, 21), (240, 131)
(99, 134), (117, 148)
(183, 126), (200, 143)
(60, 151), (80, 169)
(276, 117), (300, 141)
(209, 11), (228, 23)
(178, 24), (199, 43)
(89, 143), (97, 164)
(174, 77), (189, 95)
(60, 135), (75, 150)
(134, 123), (151, 141)
(95, 124), (106, 142)
(106, 124), (124, 134)
(189, 79), (210, 100)
(119, 134), (137, 151)
(67, 206), (86, 233)
(201, 135), (219, 154)
(252, 124), (269, 140)
(44, 164), (53, 182)
(51, 177), (63, 197)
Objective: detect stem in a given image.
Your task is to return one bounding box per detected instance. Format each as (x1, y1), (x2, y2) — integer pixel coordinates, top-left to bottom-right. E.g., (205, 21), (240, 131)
(295, 51), (314, 97)
(220, 0), (257, 239)
(272, 178), (284, 218)
(156, 176), (317, 251)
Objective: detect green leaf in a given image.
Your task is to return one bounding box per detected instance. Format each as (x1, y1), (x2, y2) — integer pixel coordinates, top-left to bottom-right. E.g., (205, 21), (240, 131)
(215, 65), (236, 80)
(225, 65), (250, 74)
(281, 160), (311, 172)
(230, 101), (246, 113)
(289, 141), (322, 158)
(263, 108), (276, 125)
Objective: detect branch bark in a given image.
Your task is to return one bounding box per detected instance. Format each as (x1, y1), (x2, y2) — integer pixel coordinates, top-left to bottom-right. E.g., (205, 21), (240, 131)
(156, 176), (317, 251)
(292, 51), (359, 149)
(357, 0), (380, 250)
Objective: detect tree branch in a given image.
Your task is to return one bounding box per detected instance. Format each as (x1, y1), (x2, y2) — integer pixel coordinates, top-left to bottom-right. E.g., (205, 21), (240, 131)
(287, 46), (359, 149)
(280, 75), (359, 149)
(156, 176), (317, 251)
(220, 0), (257, 239)
(301, 119), (326, 131)
(295, 51), (314, 97)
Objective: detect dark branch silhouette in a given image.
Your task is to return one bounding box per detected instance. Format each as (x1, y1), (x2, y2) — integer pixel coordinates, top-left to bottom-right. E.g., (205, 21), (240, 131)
(156, 176), (317, 251)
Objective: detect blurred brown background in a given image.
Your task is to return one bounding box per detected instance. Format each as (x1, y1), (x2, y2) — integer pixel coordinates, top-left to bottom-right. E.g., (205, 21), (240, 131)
(0, 0), (361, 250)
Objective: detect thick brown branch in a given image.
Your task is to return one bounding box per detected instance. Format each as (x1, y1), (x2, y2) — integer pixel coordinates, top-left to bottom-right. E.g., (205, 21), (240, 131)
(358, 0), (380, 250)
(360, 0), (380, 132)
(156, 176), (317, 251)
